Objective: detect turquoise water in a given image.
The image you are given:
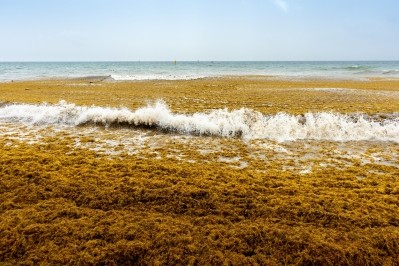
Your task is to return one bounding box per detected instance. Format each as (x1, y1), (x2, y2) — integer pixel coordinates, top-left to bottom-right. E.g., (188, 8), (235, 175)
(0, 61), (399, 81)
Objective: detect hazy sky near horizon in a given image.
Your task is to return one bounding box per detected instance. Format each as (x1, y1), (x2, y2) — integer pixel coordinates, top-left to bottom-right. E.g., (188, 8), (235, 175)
(1, 0), (398, 61)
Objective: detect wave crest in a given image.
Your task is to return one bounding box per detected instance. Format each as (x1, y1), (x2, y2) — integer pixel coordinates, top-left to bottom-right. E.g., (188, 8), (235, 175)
(0, 101), (398, 142)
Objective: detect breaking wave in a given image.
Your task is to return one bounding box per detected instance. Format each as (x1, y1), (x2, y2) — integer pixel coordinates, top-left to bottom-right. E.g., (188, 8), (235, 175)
(344, 65), (372, 71)
(0, 101), (398, 142)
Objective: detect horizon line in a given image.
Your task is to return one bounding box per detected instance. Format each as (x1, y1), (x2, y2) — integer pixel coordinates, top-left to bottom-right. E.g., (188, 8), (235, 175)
(1, 60), (399, 63)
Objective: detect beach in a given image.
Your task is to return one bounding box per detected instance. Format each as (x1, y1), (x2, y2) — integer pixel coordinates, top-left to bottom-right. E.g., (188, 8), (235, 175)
(1, 76), (399, 264)
(2, 76), (399, 113)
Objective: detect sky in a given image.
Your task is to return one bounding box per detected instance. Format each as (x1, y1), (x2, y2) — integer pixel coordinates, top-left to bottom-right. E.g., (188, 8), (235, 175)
(0, 0), (398, 61)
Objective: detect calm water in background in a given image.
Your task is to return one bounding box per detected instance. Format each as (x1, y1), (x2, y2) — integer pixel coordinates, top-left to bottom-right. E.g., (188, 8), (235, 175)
(0, 61), (399, 81)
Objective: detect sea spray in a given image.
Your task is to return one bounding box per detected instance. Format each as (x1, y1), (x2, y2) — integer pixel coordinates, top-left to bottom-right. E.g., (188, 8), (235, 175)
(0, 100), (398, 142)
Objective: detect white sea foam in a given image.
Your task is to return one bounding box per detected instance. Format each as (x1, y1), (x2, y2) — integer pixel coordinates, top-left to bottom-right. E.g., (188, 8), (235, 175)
(0, 101), (398, 142)
(111, 74), (207, 81)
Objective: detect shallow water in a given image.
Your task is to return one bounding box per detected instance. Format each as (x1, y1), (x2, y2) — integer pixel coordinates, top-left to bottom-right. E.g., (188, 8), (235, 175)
(1, 116), (397, 175)
(1, 101), (398, 142)
(1, 61), (399, 81)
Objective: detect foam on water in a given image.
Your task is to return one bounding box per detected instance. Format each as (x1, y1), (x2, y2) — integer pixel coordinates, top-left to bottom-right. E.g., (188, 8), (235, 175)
(0, 101), (398, 142)
(111, 74), (207, 81)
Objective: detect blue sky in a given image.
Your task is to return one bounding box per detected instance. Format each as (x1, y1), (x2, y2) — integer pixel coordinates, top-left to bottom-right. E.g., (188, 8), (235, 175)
(1, 0), (398, 61)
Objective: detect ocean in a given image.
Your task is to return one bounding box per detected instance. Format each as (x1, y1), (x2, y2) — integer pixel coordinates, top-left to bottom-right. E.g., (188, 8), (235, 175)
(1, 61), (399, 81)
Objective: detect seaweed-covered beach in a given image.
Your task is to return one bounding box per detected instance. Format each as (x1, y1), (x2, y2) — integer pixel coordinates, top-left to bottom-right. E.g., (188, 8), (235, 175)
(1, 77), (399, 264)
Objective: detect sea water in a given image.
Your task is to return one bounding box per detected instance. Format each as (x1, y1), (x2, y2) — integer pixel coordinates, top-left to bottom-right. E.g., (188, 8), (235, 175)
(0, 61), (399, 81)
